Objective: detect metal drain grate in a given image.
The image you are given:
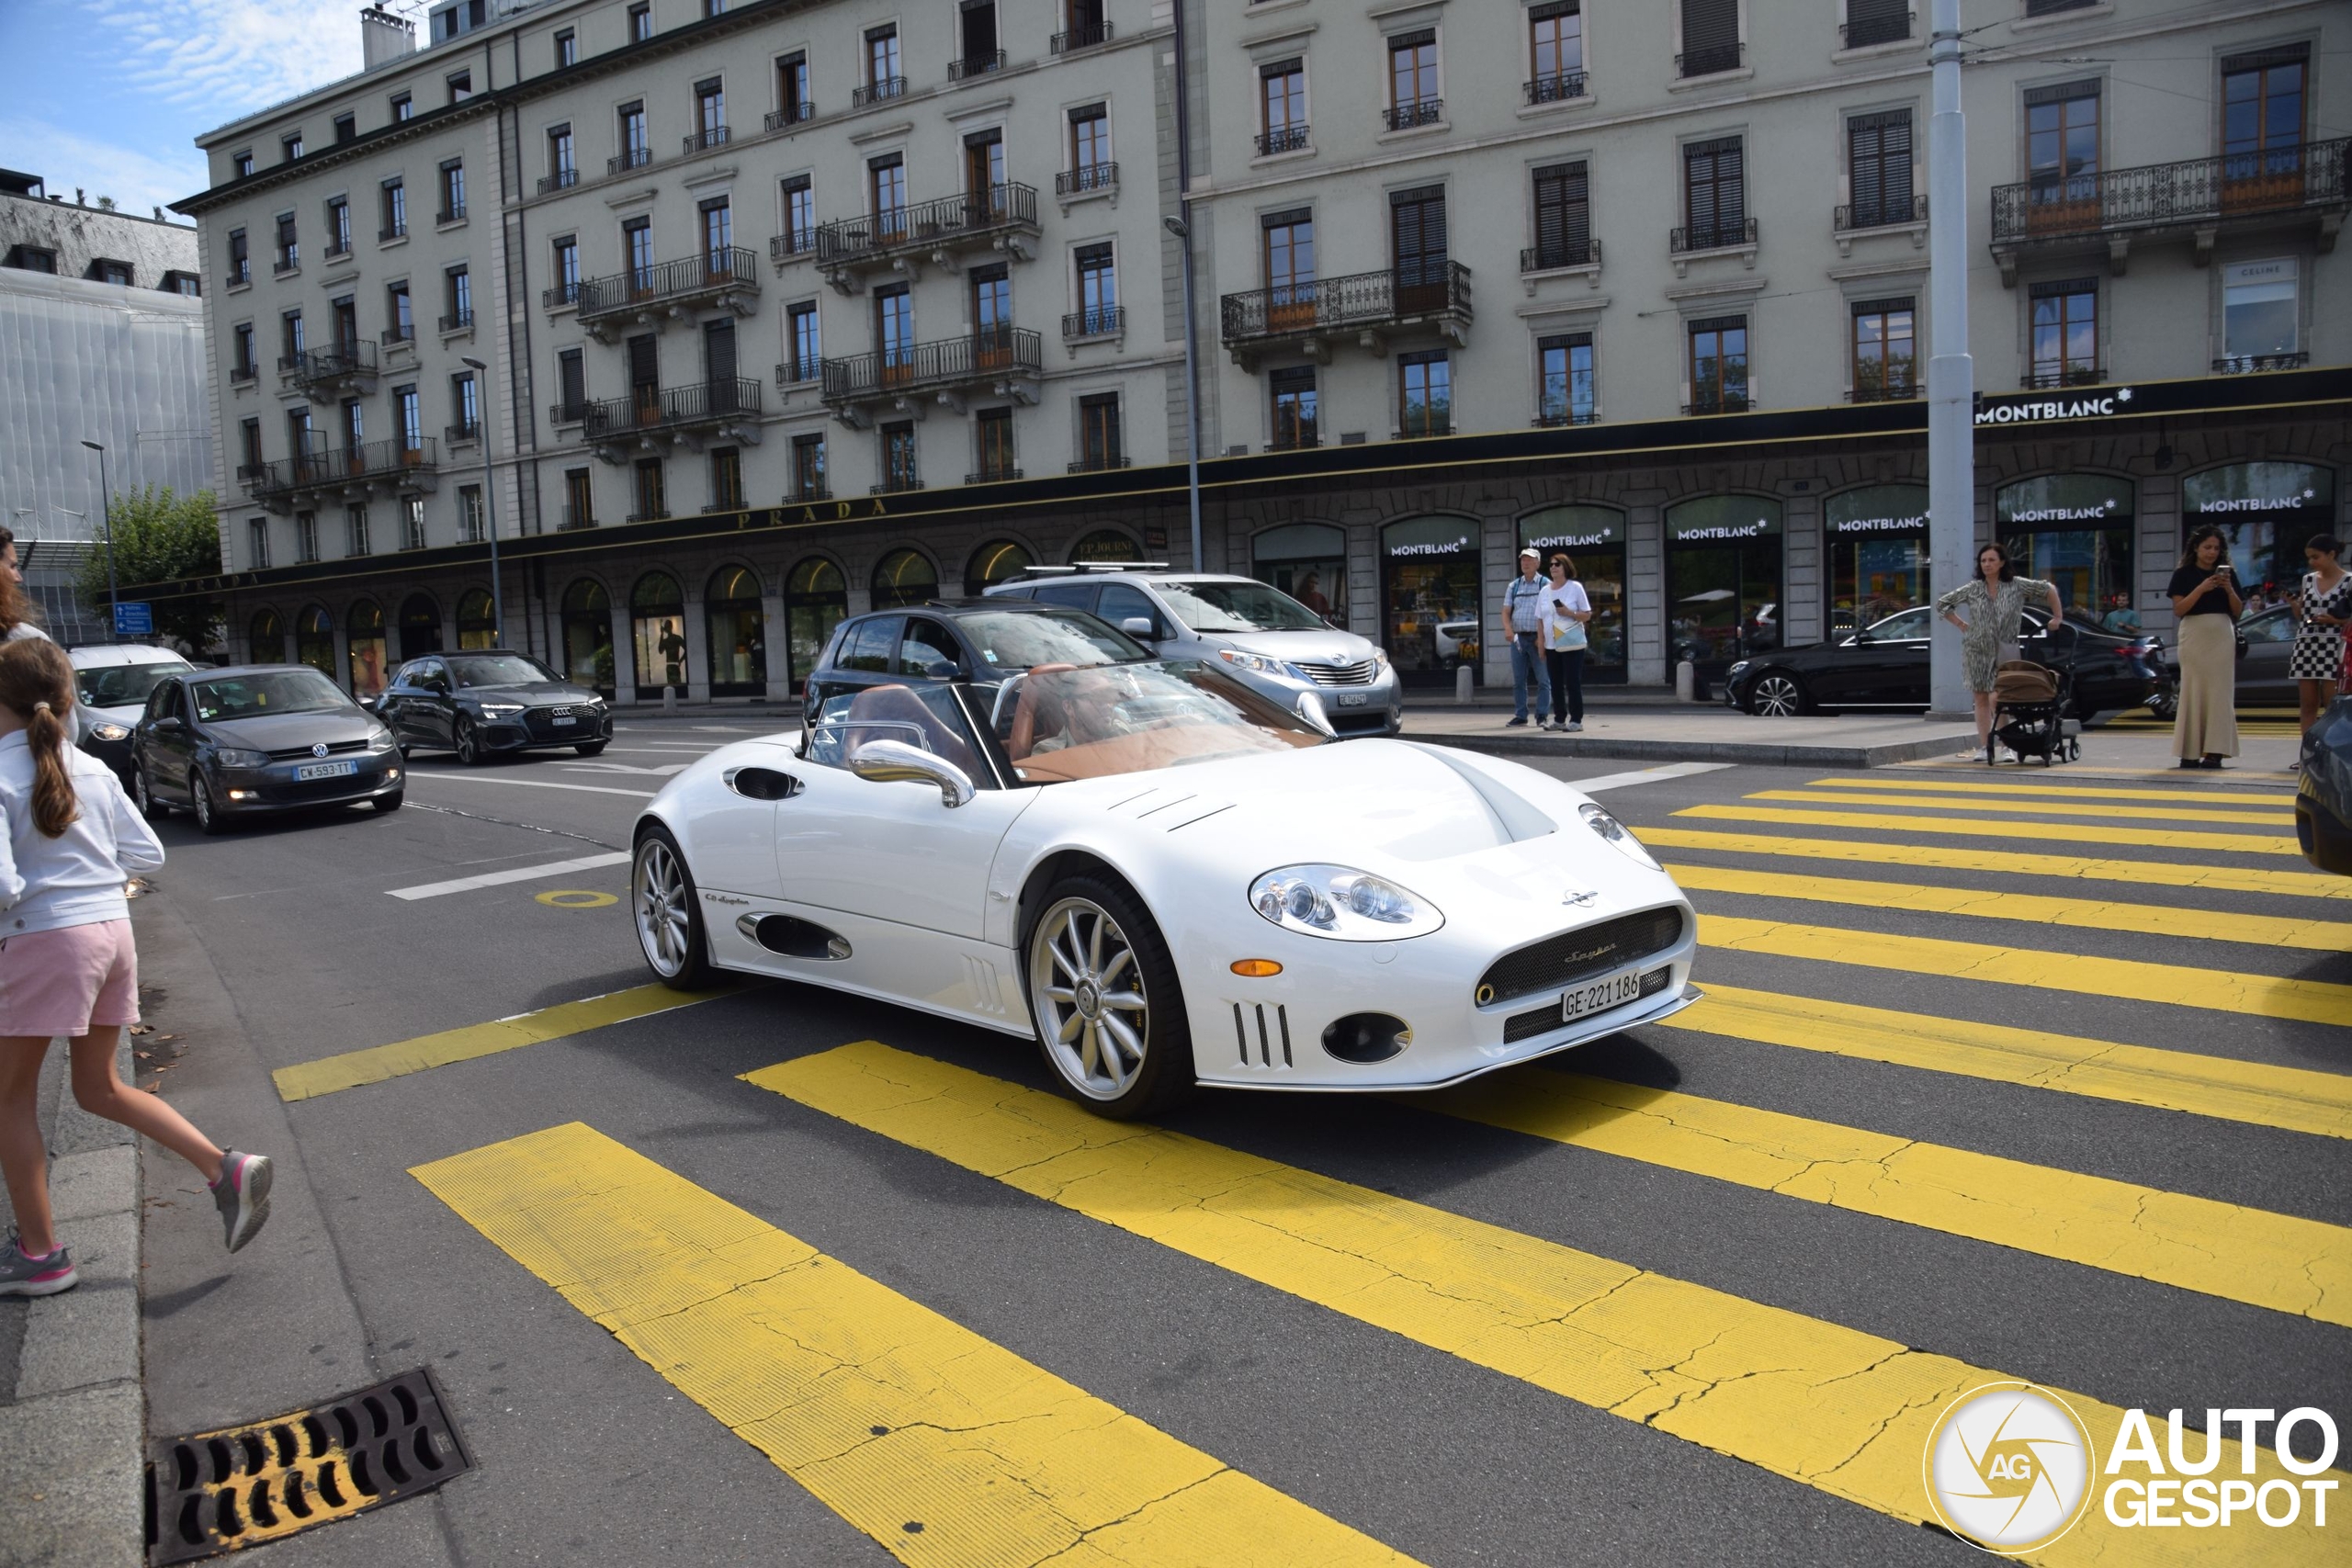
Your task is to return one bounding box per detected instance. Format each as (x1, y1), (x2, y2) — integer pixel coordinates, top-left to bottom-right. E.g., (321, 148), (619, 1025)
(144, 1368), (471, 1563)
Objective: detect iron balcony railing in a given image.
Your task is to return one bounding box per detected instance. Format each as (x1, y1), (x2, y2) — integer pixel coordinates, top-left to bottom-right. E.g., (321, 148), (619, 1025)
(1063, 306), (1124, 339)
(537, 168), (578, 194)
(273, 256), (299, 276)
(1383, 99), (1443, 132)
(1677, 42), (1744, 78)
(379, 220), (405, 243)
(436, 204), (465, 224)
(1840, 11), (1914, 48)
(822, 329), (1043, 403)
(1990, 138), (2350, 245)
(1683, 390), (1751, 415)
(1256, 125), (1310, 156)
(323, 239), (352, 261)
(382, 325), (413, 346)
(763, 103), (814, 132)
(246, 438), (439, 499)
(1537, 407), (1600, 428)
(966, 465), (1023, 485)
(576, 247), (760, 323)
(559, 505), (595, 531)
(871, 472), (924, 495)
(1068, 452), (1129, 474)
(852, 76), (906, 107)
(438, 307), (473, 332)
(1267, 433), (1322, 453)
(775, 355), (826, 388)
(1521, 237), (1600, 273)
(227, 262), (251, 286)
(684, 126), (729, 154)
(814, 184), (1038, 269)
(581, 378), (764, 439)
(548, 399), (593, 426)
(1052, 22), (1113, 52)
(1219, 261), (1473, 347)
(542, 279), (581, 309)
(2213, 351), (2310, 374)
(1525, 71), (1588, 105)
(2022, 365), (2103, 389)
(1836, 194), (1928, 231)
(230, 366), (257, 384)
(1847, 378), (1921, 402)
(950, 50), (1005, 80)
(446, 421), (481, 445)
(290, 341), (378, 388)
(1671, 216), (1758, 254)
(768, 229), (816, 264)
(1057, 162), (1117, 197)
(607, 146), (651, 176)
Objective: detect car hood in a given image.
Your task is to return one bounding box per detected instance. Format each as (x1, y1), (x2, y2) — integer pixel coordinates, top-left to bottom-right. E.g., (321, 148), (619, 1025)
(85, 702), (146, 728)
(1200, 628), (1379, 665)
(201, 709), (380, 750)
(458, 680), (602, 705)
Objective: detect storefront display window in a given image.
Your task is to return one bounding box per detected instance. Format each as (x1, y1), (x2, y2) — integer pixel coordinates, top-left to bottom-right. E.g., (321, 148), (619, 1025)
(2180, 461), (2334, 604)
(2219, 258), (2297, 369)
(630, 572), (686, 698)
(294, 604), (335, 678)
(456, 588), (497, 650)
(346, 600), (389, 697)
(784, 557), (846, 694)
(248, 607), (284, 664)
(561, 578), (615, 694)
(1664, 496), (1783, 676)
(1069, 528), (1143, 564)
(1824, 484), (1930, 639)
(398, 593), (442, 661)
(1250, 522), (1347, 627)
(869, 547), (939, 609)
(1994, 475), (2132, 619)
(1517, 506), (1626, 682)
(964, 539), (1032, 595)
(1380, 515), (1481, 687)
(706, 566), (766, 696)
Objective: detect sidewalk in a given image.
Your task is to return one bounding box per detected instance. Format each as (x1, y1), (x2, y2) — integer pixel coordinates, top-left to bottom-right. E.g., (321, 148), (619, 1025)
(1403, 705), (1981, 767)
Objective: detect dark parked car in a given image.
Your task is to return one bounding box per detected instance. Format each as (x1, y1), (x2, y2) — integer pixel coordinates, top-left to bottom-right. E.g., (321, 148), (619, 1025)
(2233, 605), (2304, 708)
(378, 649), (611, 764)
(799, 598), (1151, 723)
(1722, 606), (2162, 718)
(130, 664), (404, 834)
(2301, 694), (2352, 876)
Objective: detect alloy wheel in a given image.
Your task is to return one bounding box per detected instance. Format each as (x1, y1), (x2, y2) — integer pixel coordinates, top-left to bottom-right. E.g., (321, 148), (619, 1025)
(632, 838), (694, 978)
(133, 765), (153, 817)
(456, 719), (479, 765)
(1029, 897), (1151, 1101)
(192, 776), (215, 831)
(1749, 674), (1802, 717)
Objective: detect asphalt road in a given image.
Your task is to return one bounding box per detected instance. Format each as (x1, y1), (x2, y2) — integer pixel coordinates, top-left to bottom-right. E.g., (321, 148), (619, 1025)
(113, 716), (2346, 1566)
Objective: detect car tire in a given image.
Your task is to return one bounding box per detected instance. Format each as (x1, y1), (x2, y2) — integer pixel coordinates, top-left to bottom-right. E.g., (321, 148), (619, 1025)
(133, 763), (168, 820)
(190, 775), (228, 836)
(454, 717), (485, 766)
(632, 826), (715, 990)
(1024, 874), (1193, 1121)
(1744, 671), (1807, 717)
(573, 740), (607, 757)
(2144, 687), (2177, 723)
(372, 790), (404, 813)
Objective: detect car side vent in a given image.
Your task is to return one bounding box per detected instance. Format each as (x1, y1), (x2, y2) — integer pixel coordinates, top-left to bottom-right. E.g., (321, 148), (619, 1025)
(736, 913), (850, 960)
(1229, 1001), (1292, 1069)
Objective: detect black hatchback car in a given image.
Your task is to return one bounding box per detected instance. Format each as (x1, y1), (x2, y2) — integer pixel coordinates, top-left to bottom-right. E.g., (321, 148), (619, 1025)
(799, 600), (1149, 723)
(130, 664), (404, 834)
(1722, 606), (2162, 719)
(377, 649), (612, 764)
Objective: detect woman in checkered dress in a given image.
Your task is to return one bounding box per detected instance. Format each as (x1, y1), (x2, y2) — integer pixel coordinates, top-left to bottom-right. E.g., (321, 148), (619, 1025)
(2290, 533), (2349, 736)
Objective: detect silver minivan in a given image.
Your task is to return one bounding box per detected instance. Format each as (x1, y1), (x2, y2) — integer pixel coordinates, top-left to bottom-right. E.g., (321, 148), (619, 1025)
(986, 568), (1404, 737)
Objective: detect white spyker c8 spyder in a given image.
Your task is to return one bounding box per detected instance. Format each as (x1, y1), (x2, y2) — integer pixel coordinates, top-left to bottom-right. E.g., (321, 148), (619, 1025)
(630, 659), (1698, 1118)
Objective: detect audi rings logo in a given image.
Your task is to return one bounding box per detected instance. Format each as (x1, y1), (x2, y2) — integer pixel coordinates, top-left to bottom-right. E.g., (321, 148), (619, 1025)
(1923, 1382), (2095, 1554)
(311, 741), (330, 758)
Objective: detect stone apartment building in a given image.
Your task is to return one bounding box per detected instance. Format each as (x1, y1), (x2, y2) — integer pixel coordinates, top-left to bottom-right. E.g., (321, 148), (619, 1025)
(163, 0), (2346, 701)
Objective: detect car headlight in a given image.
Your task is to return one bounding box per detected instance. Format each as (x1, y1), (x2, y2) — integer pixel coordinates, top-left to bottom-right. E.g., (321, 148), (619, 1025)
(479, 701), (526, 717)
(1726, 660), (1751, 680)
(1218, 649), (1295, 680)
(1580, 803), (1662, 872)
(1249, 864), (1444, 941)
(212, 747), (270, 769)
(366, 727), (397, 751)
(1372, 649), (1391, 671)
(87, 722), (131, 742)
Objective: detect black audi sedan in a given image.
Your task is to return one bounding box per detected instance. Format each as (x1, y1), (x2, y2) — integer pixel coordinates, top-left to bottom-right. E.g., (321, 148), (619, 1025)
(130, 664), (404, 834)
(1721, 606), (2162, 719)
(2299, 695), (2352, 877)
(377, 649), (611, 764)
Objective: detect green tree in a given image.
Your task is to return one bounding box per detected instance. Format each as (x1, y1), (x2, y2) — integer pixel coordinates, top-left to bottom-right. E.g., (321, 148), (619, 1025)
(75, 485), (223, 654)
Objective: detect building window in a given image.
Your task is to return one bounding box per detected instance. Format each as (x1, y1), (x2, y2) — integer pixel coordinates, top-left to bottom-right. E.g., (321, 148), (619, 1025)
(875, 282), (913, 375)
(334, 112), (356, 143)
(1068, 104), (1113, 191)
(1270, 367), (1317, 449)
(1262, 209), (1313, 325)
(1398, 352), (1450, 437)
(1846, 109), (1916, 229)
(240, 418), (263, 473)
(563, 468), (594, 530)
(547, 125), (575, 189)
(380, 178), (406, 240)
(438, 161), (465, 222)
(396, 384), (422, 451)
(1681, 136), (1746, 251)
(232, 322), (256, 378)
(232, 150), (254, 178)
(1528, 3), (1585, 103)
(2028, 278), (2098, 386)
(2025, 79), (2099, 213)
(556, 347), (587, 420)
(390, 93), (412, 123)
(347, 503), (372, 558)
(1072, 243), (1117, 336)
(550, 235), (579, 304)
(1539, 333), (1595, 425)
(869, 153), (907, 235)
(325, 197), (351, 256)
(793, 433), (828, 499)
(700, 197), (731, 264)
(2024, 0), (2098, 15)
(965, 129), (1005, 200)
(775, 52), (810, 125)
(970, 263), (1011, 355)
(956, 0), (1001, 76)
(1259, 59), (1307, 155)
(451, 484), (481, 543)
(710, 446), (744, 510)
(247, 519), (270, 570)
(631, 458), (664, 521)
(628, 3), (651, 42)
(782, 175), (816, 254)
(973, 408), (1016, 482)
(227, 229), (249, 285)
(281, 309), (304, 365)
(1529, 160), (1591, 270)
(879, 422), (920, 492)
(2222, 46), (2306, 191)
(1850, 298), (1917, 400)
(694, 77), (728, 152)
(387, 280), (413, 342)
(443, 266), (471, 331)
(2220, 258), (2299, 369)
(625, 217), (654, 287)
(402, 497), (427, 550)
(617, 102), (649, 171)
(274, 212), (299, 273)
(451, 371), (481, 437)
(786, 300), (820, 380)
(1677, 0), (1741, 78)
(1076, 392), (1123, 471)
(283, 132), (303, 163)
(1391, 185), (1449, 310)
(555, 28), (577, 68)
(447, 71), (471, 105)
(296, 512), (320, 563)
(1386, 28), (1440, 130)
(865, 25), (902, 98)
(1687, 315), (1748, 413)
(85, 258), (131, 287)
(1844, 0), (1911, 49)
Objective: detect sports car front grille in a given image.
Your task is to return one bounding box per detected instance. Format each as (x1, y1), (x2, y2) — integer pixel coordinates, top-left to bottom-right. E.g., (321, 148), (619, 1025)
(1294, 658), (1378, 687)
(1502, 966), (1676, 1043)
(1476, 907), (1687, 1007)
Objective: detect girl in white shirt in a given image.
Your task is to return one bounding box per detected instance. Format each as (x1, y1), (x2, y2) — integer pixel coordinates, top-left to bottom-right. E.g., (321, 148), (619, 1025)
(0, 639), (271, 1299)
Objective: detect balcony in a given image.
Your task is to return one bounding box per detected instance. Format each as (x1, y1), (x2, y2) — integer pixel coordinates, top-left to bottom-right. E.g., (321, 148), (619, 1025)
(1676, 42), (1744, 79)
(684, 126), (729, 155)
(852, 77), (905, 108)
(1521, 237), (1600, 277)
(1217, 262), (1473, 370)
(820, 328), (1043, 423)
(575, 247), (761, 340)
(1834, 194), (1928, 255)
(288, 341), (379, 401)
(2022, 365), (2103, 390)
(272, 256), (299, 276)
(775, 356), (825, 389)
(446, 421), (481, 446)
(763, 103), (814, 132)
(548, 399), (593, 426)
(323, 238), (352, 262)
(1063, 305), (1124, 344)
(435, 205), (465, 226)
(1383, 98), (1443, 133)
(607, 146), (651, 176)
(538, 168), (579, 195)
(581, 378), (764, 457)
(1847, 377), (1921, 402)
(950, 51), (1005, 81)
(439, 307), (474, 334)
(243, 438), (439, 513)
(1052, 22), (1113, 53)
(381, 325), (413, 350)
(559, 505), (595, 531)
(2213, 352), (2310, 375)
(1068, 452), (1129, 474)
(1536, 407), (1600, 428)
(965, 464), (1022, 485)
(1056, 163), (1117, 205)
(870, 469), (924, 496)
(1988, 138), (2348, 284)
(1669, 215), (1758, 276)
(379, 220), (405, 243)
(1525, 71), (1588, 106)
(1256, 125), (1310, 158)
(230, 366), (257, 386)
(227, 263), (251, 288)
(768, 229), (816, 266)
(542, 280), (581, 310)
(1683, 391), (1750, 416)
(814, 184), (1039, 290)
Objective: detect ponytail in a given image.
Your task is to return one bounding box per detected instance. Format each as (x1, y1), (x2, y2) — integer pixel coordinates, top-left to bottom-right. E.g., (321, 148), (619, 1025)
(0, 638), (81, 838)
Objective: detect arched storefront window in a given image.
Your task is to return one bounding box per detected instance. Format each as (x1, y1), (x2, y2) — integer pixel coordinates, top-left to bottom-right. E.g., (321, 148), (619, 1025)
(1068, 528), (1143, 565)
(248, 608), (284, 665)
(1250, 522), (1347, 627)
(1823, 485), (1930, 638)
(784, 558), (847, 694)
(1993, 476), (2134, 620)
(561, 579), (615, 694)
(870, 547), (940, 609)
(293, 604), (335, 678)
(2179, 462), (2335, 609)
(346, 600), (389, 696)
(1378, 516), (1482, 687)
(964, 539), (1033, 595)
(397, 592), (442, 661)
(1664, 496), (1783, 678)
(630, 572), (687, 699)
(706, 566), (767, 696)
(456, 588), (497, 649)
(1518, 507), (1627, 682)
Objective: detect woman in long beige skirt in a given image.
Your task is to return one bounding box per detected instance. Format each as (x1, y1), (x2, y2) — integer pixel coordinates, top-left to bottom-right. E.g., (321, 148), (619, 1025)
(2166, 525), (2243, 769)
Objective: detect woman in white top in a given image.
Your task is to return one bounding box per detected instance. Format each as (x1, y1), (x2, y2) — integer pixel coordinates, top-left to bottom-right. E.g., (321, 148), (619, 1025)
(1539, 554), (1594, 733)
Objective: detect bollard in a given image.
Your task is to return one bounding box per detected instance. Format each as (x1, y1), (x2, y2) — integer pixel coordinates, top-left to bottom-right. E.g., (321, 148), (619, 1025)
(662, 685), (679, 712)
(1675, 660), (1696, 704)
(1454, 663), (1474, 705)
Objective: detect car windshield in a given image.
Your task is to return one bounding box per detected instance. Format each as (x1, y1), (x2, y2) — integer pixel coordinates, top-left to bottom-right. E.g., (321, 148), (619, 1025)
(191, 670), (353, 721)
(958, 610), (1148, 671)
(76, 660), (195, 709)
(994, 660), (1325, 784)
(448, 655), (560, 688)
(1159, 580), (1328, 632)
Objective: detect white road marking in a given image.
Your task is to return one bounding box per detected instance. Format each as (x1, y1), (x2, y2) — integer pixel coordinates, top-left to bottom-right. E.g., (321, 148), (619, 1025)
(406, 773), (657, 798)
(386, 852), (633, 901)
(1563, 762), (1735, 794)
(557, 761), (692, 776)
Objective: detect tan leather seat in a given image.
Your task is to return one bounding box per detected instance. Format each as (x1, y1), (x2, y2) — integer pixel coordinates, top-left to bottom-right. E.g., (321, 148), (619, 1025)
(1007, 663), (1080, 761)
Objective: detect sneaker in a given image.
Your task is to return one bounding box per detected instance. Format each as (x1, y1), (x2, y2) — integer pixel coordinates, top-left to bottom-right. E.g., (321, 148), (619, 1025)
(1566, 720), (1583, 733)
(211, 1151), (274, 1253)
(1505, 716), (1528, 728)
(0, 1233), (76, 1297)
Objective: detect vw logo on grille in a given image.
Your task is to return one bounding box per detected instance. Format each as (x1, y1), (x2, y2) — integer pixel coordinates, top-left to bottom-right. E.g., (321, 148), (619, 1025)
(311, 742), (330, 758)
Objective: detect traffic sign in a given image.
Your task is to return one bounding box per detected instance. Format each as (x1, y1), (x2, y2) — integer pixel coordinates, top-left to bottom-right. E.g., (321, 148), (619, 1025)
(113, 602), (154, 636)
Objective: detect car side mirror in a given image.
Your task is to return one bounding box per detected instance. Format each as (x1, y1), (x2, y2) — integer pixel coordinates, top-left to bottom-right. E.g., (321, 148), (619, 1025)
(1120, 617), (1157, 638)
(1295, 690), (1336, 737)
(153, 716), (185, 733)
(849, 739), (975, 807)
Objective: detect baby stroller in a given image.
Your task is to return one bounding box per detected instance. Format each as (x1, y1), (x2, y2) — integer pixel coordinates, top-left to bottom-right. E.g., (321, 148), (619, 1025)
(1987, 660), (2081, 766)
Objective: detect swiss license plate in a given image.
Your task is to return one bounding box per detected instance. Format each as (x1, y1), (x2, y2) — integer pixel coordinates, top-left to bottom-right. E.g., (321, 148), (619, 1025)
(296, 759), (357, 782)
(1562, 969), (1645, 1023)
(550, 715), (578, 726)
(1336, 693), (1370, 707)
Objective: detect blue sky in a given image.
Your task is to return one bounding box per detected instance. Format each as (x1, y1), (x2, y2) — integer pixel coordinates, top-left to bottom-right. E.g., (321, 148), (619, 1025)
(0, 0), (366, 219)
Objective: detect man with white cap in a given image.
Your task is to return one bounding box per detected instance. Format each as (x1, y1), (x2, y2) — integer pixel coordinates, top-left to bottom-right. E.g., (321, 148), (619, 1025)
(1500, 546), (1552, 727)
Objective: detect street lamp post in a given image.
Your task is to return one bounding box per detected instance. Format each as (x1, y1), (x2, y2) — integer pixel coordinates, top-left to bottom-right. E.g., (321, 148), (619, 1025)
(458, 355), (504, 645)
(1165, 0), (1204, 572)
(78, 439), (119, 643)
(1925, 0), (1975, 717)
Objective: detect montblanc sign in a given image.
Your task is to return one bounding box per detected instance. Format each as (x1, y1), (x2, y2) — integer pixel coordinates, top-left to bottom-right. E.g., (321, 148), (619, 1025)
(1973, 387), (2135, 426)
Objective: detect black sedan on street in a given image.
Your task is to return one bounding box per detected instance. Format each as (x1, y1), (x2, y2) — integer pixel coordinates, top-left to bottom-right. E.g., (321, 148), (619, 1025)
(377, 650), (612, 764)
(2300, 695), (2352, 876)
(798, 598), (1151, 726)
(130, 665), (404, 834)
(1722, 606), (2162, 718)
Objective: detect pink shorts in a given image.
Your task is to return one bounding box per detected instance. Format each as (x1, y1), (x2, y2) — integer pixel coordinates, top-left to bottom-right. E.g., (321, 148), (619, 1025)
(0, 920), (141, 1039)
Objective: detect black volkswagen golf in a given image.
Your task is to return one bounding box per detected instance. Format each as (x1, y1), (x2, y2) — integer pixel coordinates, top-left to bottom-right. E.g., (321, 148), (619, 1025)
(130, 664), (404, 834)
(377, 649), (612, 764)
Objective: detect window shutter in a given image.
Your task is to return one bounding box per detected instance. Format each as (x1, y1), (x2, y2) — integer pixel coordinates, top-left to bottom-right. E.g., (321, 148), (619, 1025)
(1532, 162), (1589, 263)
(705, 319), (736, 389)
(1844, 0), (1907, 44)
(1679, 0), (1737, 55)
(628, 333), (659, 390)
(560, 349), (584, 408)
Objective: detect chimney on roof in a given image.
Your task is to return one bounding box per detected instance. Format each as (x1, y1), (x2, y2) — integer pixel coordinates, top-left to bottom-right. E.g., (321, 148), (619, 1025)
(362, 5), (415, 69)
(75, 187), (85, 205)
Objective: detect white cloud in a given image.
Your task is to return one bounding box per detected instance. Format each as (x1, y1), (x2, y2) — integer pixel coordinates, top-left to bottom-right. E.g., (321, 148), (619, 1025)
(82, 0), (366, 128)
(0, 118), (207, 220)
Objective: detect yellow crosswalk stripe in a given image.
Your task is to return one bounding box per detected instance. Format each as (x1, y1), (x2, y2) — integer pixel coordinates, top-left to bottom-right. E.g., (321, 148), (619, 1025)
(1668, 863), (2352, 951)
(1675, 803), (2302, 857)
(749, 1043), (2332, 1565)
(1745, 788), (2294, 827)
(1643, 826), (2352, 900)
(1430, 1068), (2352, 1325)
(1699, 913), (2352, 1027)
(1805, 774), (2295, 807)
(413, 1122), (1419, 1568)
(1678, 984), (2352, 1140)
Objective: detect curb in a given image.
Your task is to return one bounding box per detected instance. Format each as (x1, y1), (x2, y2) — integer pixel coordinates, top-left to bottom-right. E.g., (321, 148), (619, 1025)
(1406, 728), (1979, 769)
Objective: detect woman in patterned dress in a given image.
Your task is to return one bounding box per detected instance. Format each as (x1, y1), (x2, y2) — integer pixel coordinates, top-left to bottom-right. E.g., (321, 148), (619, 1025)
(2289, 533), (2349, 738)
(1936, 543), (2064, 757)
